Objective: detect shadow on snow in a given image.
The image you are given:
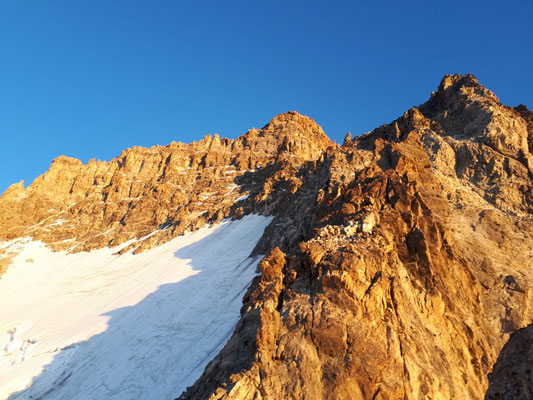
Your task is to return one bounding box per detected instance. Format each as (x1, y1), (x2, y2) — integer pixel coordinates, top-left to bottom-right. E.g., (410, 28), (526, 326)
(8, 220), (265, 400)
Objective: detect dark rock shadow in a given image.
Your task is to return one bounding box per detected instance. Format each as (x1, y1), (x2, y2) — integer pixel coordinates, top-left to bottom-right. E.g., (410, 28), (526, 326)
(485, 323), (533, 400)
(7, 217), (269, 400)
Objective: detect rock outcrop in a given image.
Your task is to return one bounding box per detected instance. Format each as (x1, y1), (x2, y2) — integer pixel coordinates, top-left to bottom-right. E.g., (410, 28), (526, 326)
(1, 74), (531, 399)
(177, 75), (533, 400)
(0, 111), (331, 255)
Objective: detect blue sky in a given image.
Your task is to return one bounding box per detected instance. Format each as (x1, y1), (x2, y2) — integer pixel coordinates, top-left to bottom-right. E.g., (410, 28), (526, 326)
(1, 1), (532, 193)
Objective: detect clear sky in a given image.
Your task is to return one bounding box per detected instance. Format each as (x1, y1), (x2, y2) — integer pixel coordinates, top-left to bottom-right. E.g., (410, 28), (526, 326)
(1, 1), (532, 193)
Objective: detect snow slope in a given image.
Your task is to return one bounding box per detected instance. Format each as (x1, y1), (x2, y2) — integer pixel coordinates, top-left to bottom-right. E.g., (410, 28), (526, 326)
(0, 214), (272, 400)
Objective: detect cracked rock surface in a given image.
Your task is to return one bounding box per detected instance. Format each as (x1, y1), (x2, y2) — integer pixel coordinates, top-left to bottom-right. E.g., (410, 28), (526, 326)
(179, 75), (533, 400)
(1, 74), (532, 399)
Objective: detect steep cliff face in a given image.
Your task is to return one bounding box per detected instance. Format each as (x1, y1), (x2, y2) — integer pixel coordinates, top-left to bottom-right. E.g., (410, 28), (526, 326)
(178, 75), (533, 400)
(1, 74), (531, 399)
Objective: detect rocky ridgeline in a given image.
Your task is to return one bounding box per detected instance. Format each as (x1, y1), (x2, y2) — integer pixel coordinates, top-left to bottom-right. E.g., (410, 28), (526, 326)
(0, 111), (331, 256)
(1, 75), (532, 399)
(178, 75), (533, 400)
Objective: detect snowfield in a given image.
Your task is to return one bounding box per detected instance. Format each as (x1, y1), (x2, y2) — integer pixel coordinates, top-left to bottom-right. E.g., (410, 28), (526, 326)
(0, 215), (272, 400)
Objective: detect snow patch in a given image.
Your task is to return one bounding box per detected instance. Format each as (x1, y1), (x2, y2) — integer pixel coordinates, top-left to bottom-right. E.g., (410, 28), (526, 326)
(236, 194), (249, 202)
(0, 215), (272, 400)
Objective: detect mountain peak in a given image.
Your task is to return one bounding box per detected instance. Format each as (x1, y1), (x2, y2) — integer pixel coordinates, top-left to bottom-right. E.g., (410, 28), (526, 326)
(0, 181), (25, 201)
(262, 111), (327, 137)
(267, 110), (310, 124)
(427, 73), (500, 107)
(237, 111), (332, 162)
(415, 73), (529, 156)
(437, 73), (480, 92)
(1, 75), (533, 400)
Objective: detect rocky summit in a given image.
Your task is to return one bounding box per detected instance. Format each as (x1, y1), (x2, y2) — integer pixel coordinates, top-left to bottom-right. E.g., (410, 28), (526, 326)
(1, 74), (532, 399)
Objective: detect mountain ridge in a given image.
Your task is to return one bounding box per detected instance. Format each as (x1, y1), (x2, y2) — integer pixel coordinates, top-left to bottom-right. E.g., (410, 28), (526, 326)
(0, 110), (332, 255)
(1, 74), (532, 399)
(177, 75), (533, 399)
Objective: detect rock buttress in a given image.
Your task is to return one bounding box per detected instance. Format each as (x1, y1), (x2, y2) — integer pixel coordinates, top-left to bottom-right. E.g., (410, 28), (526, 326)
(178, 76), (533, 400)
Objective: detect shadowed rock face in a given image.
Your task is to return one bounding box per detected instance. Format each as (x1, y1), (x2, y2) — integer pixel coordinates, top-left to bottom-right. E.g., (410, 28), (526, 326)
(1, 74), (532, 400)
(485, 324), (533, 400)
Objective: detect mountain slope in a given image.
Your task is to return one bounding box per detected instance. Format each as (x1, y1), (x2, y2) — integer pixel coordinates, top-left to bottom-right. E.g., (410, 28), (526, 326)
(1, 215), (272, 399)
(179, 75), (533, 400)
(1, 74), (532, 399)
